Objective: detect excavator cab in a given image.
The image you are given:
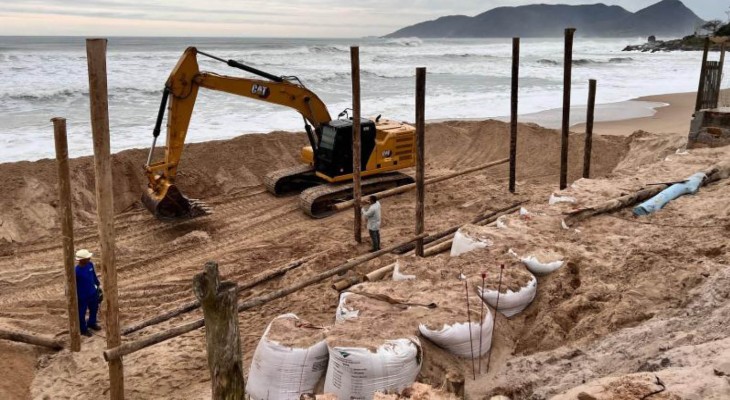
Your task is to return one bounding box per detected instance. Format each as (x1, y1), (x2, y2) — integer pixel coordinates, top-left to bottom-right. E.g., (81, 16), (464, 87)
(315, 119), (377, 180)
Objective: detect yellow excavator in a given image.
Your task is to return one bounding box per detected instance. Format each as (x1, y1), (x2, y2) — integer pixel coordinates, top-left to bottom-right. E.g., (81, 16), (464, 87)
(143, 47), (416, 220)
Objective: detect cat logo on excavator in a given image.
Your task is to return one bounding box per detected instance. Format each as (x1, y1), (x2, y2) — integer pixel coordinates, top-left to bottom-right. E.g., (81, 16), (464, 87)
(251, 84), (270, 98)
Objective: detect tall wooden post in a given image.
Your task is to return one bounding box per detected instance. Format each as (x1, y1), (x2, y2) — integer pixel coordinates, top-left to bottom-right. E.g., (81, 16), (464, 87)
(695, 37), (710, 112)
(52, 117), (81, 352)
(716, 43), (726, 107)
(415, 67), (426, 257)
(351, 46), (362, 244)
(583, 79), (596, 179)
(509, 37), (520, 193)
(560, 28), (576, 190)
(193, 262), (245, 400)
(720, 43), (726, 73)
(86, 38), (124, 400)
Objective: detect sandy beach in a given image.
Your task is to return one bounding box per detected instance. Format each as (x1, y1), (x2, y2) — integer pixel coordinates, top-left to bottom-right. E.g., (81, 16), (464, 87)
(573, 91), (699, 136)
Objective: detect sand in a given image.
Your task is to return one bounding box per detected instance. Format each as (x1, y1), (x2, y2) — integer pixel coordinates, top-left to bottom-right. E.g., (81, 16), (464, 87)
(397, 247), (535, 294)
(573, 89), (729, 137)
(373, 382), (459, 399)
(265, 314), (327, 349)
(347, 279), (483, 330)
(1, 112), (729, 399)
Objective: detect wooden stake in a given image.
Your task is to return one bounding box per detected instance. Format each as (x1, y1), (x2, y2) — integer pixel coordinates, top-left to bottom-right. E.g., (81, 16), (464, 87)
(583, 79), (596, 179)
(103, 233), (428, 361)
(486, 264), (504, 374)
(193, 262), (245, 399)
(332, 158), (509, 212)
(560, 28), (576, 190)
(715, 44), (725, 107)
(0, 328), (64, 350)
(351, 46), (362, 244)
(52, 117), (81, 352)
(464, 280), (476, 380)
(695, 37), (710, 112)
(478, 272), (486, 374)
(415, 67), (426, 256)
(720, 43), (726, 74)
(86, 38), (124, 400)
(509, 37), (520, 193)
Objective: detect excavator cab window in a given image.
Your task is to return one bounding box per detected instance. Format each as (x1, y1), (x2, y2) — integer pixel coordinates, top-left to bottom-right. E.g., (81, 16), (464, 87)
(319, 126), (337, 152)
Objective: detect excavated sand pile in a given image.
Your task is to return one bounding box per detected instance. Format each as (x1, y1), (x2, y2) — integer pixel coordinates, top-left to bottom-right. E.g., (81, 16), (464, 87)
(0, 121), (627, 246)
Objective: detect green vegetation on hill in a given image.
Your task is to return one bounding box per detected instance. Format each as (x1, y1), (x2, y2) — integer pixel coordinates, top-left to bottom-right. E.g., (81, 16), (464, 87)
(718, 23), (730, 37)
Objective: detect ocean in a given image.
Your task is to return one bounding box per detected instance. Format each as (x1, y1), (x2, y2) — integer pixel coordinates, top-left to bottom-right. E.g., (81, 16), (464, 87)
(0, 36), (713, 162)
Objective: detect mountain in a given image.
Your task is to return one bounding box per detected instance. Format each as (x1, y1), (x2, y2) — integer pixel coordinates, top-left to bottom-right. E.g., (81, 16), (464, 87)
(385, 0), (704, 38)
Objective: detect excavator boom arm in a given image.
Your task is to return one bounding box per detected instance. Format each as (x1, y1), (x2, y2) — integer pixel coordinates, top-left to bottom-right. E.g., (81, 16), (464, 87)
(143, 47), (332, 218)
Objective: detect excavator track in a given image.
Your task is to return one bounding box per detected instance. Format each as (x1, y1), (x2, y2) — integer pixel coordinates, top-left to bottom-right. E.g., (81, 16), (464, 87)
(299, 172), (414, 218)
(263, 164), (320, 195)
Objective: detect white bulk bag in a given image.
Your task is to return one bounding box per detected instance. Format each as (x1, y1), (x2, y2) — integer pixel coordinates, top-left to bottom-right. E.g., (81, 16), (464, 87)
(521, 255), (563, 276)
(335, 292), (359, 323)
(549, 194), (577, 205)
(246, 314), (329, 400)
(419, 312), (494, 358)
(324, 338), (422, 399)
(477, 275), (537, 317)
(392, 260), (416, 281)
(450, 229), (492, 257)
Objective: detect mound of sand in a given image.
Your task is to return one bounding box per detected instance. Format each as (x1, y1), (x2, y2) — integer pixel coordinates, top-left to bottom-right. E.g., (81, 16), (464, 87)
(396, 247), (535, 294)
(0, 120), (628, 245)
(346, 279), (483, 331)
(265, 314), (327, 348)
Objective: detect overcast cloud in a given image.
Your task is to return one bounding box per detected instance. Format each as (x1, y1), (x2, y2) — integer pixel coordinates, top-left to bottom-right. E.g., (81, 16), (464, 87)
(0, 0), (727, 37)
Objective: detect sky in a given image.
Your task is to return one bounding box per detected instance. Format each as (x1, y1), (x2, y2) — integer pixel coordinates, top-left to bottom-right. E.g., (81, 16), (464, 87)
(0, 0), (727, 37)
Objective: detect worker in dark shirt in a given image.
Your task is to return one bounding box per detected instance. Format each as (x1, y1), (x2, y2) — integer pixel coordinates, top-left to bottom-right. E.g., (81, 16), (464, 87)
(75, 249), (101, 337)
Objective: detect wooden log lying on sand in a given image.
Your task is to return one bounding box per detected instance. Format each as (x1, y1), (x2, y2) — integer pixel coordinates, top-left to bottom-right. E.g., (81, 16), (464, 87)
(332, 275), (362, 291)
(0, 328), (64, 350)
(122, 255), (316, 336)
(332, 158), (509, 212)
(104, 234), (427, 361)
(563, 163), (730, 227)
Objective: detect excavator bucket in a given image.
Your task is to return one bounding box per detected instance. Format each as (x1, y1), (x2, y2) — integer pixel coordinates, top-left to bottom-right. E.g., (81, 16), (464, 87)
(141, 184), (210, 221)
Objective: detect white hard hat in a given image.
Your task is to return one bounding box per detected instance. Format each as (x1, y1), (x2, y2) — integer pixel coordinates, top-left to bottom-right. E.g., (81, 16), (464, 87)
(75, 249), (93, 261)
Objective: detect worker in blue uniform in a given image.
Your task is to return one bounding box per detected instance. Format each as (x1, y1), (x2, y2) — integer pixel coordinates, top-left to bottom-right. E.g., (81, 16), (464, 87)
(75, 249), (101, 337)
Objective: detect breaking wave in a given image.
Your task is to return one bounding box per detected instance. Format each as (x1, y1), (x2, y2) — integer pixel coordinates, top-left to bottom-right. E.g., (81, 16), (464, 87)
(386, 37), (423, 47)
(537, 57), (634, 66)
